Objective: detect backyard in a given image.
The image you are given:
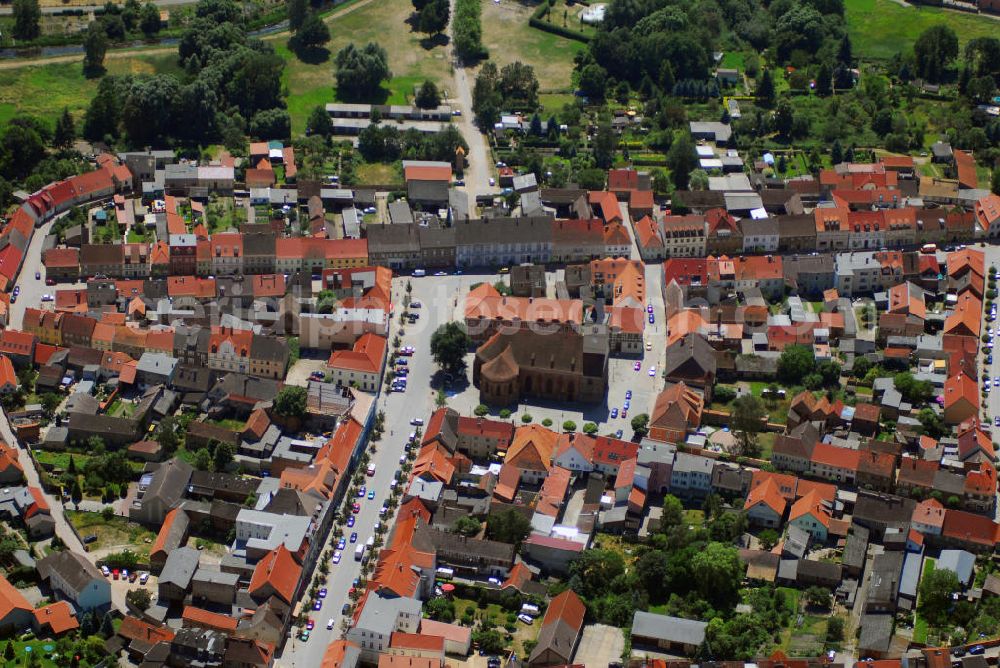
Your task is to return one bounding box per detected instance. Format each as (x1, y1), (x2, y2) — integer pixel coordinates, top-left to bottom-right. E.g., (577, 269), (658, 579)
(452, 597), (540, 657)
(65, 511), (157, 559)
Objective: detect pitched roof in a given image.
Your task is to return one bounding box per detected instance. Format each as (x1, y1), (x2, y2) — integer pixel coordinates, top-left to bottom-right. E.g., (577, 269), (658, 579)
(248, 545), (301, 605)
(0, 574), (32, 621)
(744, 477), (786, 516)
(506, 425), (559, 472)
(327, 333), (386, 373)
(33, 601), (78, 635)
(789, 489), (831, 528)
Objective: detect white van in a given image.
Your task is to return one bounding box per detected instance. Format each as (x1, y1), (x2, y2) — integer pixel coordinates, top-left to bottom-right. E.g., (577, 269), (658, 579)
(413, 269), (426, 277)
(520, 603), (540, 616)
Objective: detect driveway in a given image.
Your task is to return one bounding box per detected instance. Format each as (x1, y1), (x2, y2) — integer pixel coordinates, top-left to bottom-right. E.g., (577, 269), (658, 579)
(447, 0), (498, 199)
(576, 624), (625, 667)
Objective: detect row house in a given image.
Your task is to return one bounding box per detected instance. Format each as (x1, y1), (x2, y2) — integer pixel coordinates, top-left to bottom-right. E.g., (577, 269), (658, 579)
(633, 215), (665, 261)
(834, 251), (905, 296)
(707, 254), (784, 301)
(815, 204), (850, 251)
(660, 215), (708, 258)
(550, 219), (604, 263)
(209, 233), (244, 275)
(122, 243), (149, 278)
(454, 216), (553, 268)
(463, 283), (583, 343)
(808, 442), (860, 485)
(705, 208), (743, 255)
(80, 244), (125, 278)
(169, 235), (198, 275)
(208, 327), (253, 375)
(741, 218), (779, 253)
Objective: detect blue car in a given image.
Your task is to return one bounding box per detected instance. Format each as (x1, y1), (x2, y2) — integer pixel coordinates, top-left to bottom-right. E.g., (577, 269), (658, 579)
(350, 532), (358, 543)
(610, 408), (618, 419)
(337, 537), (346, 550)
(313, 599), (322, 611)
(625, 390), (632, 400)
(347, 516), (355, 527)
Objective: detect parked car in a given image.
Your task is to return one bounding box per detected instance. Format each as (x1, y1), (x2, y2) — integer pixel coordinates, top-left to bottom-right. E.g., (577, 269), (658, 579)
(610, 408), (618, 419)
(358, 486), (366, 497)
(410, 417), (424, 426)
(139, 572), (149, 585)
(313, 600), (322, 611)
(337, 537), (346, 550)
(342, 603), (351, 615)
(327, 618), (336, 630)
(517, 614), (534, 624)
(969, 646), (985, 656)
(34, 272), (40, 280)
(367, 489), (375, 499)
(333, 551), (342, 564)
(347, 515), (355, 527)
(319, 588), (327, 598)
(306, 619), (315, 630)
(350, 532), (358, 543)
(100, 565), (110, 576)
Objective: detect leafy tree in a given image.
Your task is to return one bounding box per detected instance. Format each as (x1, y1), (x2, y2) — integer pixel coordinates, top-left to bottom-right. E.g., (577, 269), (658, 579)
(593, 120), (616, 169)
(292, 12), (330, 53)
(894, 372), (933, 404)
(688, 169), (709, 191)
(415, 80), (441, 109)
(99, 612), (114, 637)
(452, 516), (481, 537)
(631, 413), (649, 437)
(485, 508), (531, 546)
(430, 322), (472, 374)
(732, 394), (765, 457)
(827, 615), (845, 641)
(70, 479), (83, 508)
(335, 42), (391, 101)
(568, 549), (625, 599)
(12, 0), (41, 41)
(993, 167), (1000, 197)
(918, 408), (946, 439)
(213, 442), (234, 472)
(815, 63), (832, 95)
(156, 416), (180, 454)
(53, 108), (76, 149)
(666, 131), (697, 190)
(913, 25), (959, 83)
(918, 567), (959, 625)
(691, 542), (742, 608)
(474, 404), (489, 417)
(126, 588), (152, 611)
(562, 420), (577, 432)
(778, 345), (815, 384)
(418, 0), (449, 36)
(578, 64), (608, 100)
(582, 422), (598, 435)
(193, 448), (212, 471)
(661, 494), (684, 528)
(288, 0), (308, 31)
(472, 629), (505, 655)
(250, 108), (291, 140)
(756, 69), (775, 107)
(139, 2), (162, 35)
(805, 585), (831, 608)
(758, 528), (779, 550)
(274, 386), (308, 418)
(3, 641), (13, 661)
(424, 596), (455, 622)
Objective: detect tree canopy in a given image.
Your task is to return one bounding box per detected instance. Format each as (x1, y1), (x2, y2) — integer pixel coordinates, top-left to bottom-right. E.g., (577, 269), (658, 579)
(335, 42), (391, 101)
(430, 322), (472, 374)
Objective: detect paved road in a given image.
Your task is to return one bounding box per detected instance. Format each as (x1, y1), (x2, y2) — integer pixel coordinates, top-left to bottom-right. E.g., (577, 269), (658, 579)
(277, 273), (468, 667)
(447, 0), (497, 200)
(978, 244), (1000, 524)
(9, 219), (54, 330)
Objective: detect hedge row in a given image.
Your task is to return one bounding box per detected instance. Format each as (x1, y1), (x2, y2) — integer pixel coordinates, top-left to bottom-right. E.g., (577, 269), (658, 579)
(454, 0), (486, 62)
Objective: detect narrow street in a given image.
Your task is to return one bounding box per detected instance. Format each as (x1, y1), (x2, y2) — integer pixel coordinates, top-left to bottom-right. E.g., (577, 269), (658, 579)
(447, 0), (497, 199)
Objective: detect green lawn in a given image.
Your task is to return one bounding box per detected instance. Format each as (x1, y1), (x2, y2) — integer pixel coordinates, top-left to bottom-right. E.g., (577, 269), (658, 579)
(355, 161), (403, 186)
(481, 0), (584, 92)
(0, 52), (182, 127)
(275, 0), (452, 134)
(845, 0), (1000, 60)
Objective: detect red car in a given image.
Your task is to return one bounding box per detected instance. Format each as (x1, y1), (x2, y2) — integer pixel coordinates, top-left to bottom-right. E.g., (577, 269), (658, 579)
(306, 619), (315, 630)
(352, 502), (361, 514)
(112, 569), (120, 580)
(45, 278), (55, 286)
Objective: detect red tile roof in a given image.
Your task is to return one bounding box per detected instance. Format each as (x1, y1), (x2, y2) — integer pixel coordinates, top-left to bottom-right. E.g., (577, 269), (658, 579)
(954, 149), (978, 189)
(542, 589), (585, 630)
(33, 601), (78, 635)
(182, 605), (238, 632)
(942, 509), (1000, 547)
(248, 545), (302, 604)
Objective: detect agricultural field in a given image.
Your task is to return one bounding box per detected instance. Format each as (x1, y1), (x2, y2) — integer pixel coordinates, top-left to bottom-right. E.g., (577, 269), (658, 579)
(845, 0), (1000, 60)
